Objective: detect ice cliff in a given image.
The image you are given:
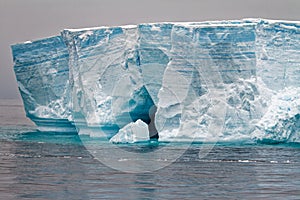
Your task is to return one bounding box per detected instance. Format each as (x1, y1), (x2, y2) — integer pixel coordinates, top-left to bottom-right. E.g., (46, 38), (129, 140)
(12, 19), (300, 143)
(11, 36), (75, 132)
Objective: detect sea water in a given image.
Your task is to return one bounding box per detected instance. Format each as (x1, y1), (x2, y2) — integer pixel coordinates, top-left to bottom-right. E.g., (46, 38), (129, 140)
(0, 99), (299, 199)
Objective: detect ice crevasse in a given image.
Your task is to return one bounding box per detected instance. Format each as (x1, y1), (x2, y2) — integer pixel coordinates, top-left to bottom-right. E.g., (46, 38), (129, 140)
(11, 19), (300, 143)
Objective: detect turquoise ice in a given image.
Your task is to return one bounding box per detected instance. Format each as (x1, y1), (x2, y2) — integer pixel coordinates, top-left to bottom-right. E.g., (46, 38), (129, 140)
(11, 19), (300, 143)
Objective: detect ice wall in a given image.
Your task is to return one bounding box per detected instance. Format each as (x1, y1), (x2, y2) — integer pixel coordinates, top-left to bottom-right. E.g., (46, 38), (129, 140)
(254, 19), (300, 91)
(156, 22), (262, 141)
(11, 36), (75, 132)
(12, 19), (300, 143)
(250, 19), (300, 143)
(62, 26), (155, 137)
(138, 23), (174, 105)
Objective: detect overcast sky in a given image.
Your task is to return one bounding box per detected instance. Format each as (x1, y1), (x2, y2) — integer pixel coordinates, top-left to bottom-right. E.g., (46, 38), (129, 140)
(0, 0), (299, 99)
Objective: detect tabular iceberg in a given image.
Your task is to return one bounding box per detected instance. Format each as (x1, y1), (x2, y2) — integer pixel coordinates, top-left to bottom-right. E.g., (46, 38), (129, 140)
(11, 19), (300, 143)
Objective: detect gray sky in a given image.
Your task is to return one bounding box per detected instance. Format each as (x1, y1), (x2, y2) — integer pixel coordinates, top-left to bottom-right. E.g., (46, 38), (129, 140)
(0, 0), (299, 99)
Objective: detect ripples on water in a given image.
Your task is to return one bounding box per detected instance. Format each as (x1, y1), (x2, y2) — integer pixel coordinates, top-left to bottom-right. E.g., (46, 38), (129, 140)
(0, 100), (299, 199)
(0, 126), (299, 200)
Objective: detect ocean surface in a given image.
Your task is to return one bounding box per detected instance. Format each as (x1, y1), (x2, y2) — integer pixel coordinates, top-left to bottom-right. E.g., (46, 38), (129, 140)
(0, 99), (299, 200)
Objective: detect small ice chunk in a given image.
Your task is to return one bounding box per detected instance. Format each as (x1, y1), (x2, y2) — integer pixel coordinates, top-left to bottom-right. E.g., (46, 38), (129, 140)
(109, 119), (150, 143)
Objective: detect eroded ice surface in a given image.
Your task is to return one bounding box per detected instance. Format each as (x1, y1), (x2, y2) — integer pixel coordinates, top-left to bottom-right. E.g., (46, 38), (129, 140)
(156, 22), (259, 142)
(11, 36), (75, 132)
(12, 19), (300, 143)
(254, 87), (300, 143)
(253, 19), (300, 91)
(62, 25), (154, 137)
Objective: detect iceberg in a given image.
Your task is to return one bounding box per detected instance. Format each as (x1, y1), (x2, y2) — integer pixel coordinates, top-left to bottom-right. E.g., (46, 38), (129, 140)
(109, 119), (150, 143)
(12, 19), (300, 143)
